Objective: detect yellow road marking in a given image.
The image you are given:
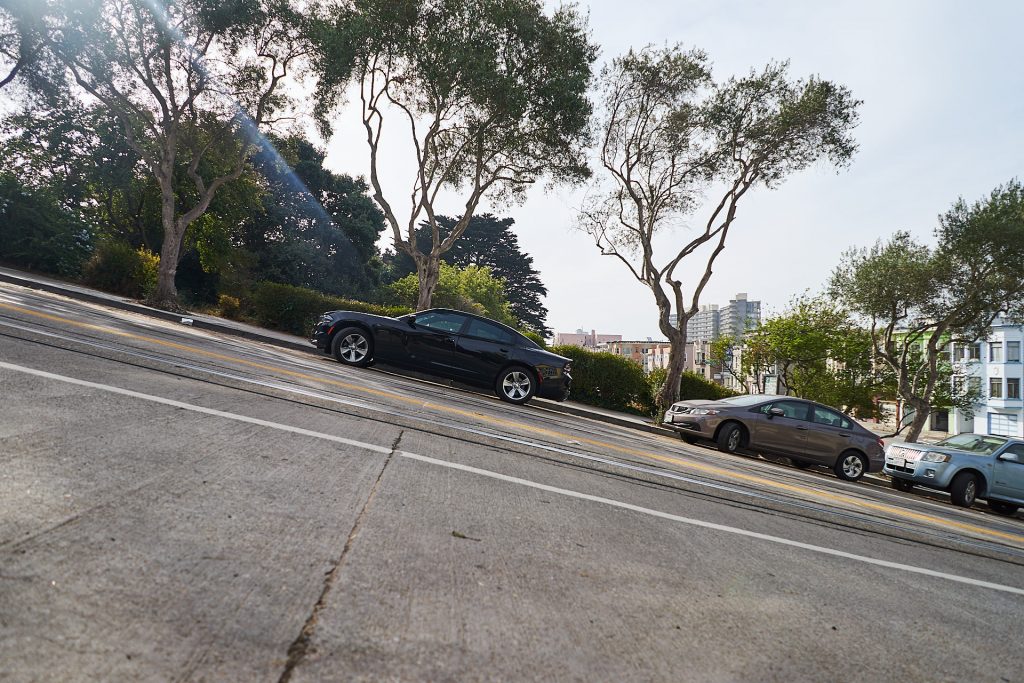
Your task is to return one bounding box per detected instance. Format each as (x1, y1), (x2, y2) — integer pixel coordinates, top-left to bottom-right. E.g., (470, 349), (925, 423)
(4, 299), (1024, 545)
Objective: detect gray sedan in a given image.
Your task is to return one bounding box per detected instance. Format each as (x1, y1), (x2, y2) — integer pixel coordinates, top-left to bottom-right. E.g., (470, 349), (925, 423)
(662, 394), (885, 482)
(884, 433), (1024, 513)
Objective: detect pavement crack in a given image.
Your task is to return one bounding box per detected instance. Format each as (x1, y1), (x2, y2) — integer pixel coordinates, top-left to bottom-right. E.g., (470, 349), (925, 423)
(277, 430), (403, 683)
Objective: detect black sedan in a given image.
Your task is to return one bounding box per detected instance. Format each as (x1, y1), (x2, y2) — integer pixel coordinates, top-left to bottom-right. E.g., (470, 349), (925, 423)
(310, 308), (571, 405)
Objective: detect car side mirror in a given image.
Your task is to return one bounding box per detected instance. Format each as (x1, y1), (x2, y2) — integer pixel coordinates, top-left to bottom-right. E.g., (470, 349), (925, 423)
(999, 452), (1021, 463)
(768, 407), (785, 418)
(406, 315), (416, 327)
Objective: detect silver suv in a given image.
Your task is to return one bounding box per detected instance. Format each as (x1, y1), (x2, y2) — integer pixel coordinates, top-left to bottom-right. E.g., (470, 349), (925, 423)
(884, 433), (1024, 514)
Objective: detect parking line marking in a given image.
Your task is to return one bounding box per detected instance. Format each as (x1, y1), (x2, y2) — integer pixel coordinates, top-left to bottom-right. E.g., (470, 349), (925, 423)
(3, 299), (1023, 546)
(4, 359), (1021, 598)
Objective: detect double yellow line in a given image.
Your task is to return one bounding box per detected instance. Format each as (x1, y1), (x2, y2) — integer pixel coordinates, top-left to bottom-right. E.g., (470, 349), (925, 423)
(4, 298), (1023, 545)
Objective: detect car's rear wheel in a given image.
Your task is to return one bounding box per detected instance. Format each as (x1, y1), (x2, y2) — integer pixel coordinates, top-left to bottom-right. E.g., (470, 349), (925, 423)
(834, 450), (867, 482)
(950, 471), (979, 508)
(987, 500), (1019, 516)
(331, 327), (373, 367)
(891, 478), (915, 492)
(496, 366), (535, 405)
(716, 423), (744, 454)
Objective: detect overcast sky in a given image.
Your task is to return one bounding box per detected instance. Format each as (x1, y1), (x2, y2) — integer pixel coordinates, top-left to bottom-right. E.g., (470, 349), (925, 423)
(320, 0), (1024, 339)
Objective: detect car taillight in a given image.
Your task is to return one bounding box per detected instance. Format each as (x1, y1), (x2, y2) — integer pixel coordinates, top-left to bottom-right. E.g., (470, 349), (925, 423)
(877, 438), (885, 449)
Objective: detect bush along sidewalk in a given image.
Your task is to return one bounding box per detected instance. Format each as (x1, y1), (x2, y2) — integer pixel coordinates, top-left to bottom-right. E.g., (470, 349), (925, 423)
(247, 282), (413, 337)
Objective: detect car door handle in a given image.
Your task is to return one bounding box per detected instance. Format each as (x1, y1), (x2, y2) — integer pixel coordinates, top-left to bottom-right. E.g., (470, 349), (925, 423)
(839, 433), (851, 438)
(796, 426), (808, 431)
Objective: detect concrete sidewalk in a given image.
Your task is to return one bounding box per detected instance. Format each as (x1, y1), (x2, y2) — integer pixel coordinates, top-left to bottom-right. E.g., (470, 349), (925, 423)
(0, 265), (673, 435)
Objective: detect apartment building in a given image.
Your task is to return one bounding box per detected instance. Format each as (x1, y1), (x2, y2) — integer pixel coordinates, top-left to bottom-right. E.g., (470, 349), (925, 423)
(950, 318), (1024, 437)
(719, 293), (762, 340)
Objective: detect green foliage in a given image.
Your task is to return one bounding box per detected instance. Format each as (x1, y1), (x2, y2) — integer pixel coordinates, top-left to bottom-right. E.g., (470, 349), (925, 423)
(217, 294), (242, 320)
(313, 0), (597, 308)
(830, 181), (1024, 439)
(0, 173), (91, 275)
(386, 214), (550, 334)
(82, 241), (159, 298)
(550, 345), (652, 414)
(249, 282), (412, 336)
(678, 371), (738, 401)
(389, 263), (516, 325)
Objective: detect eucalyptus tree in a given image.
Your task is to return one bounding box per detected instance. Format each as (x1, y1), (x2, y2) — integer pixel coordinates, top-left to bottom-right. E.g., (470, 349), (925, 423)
(830, 181), (1024, 442)
(580, 46), (860, 410)
(42, 0), (308, 308)
(313, 0), (596, 310)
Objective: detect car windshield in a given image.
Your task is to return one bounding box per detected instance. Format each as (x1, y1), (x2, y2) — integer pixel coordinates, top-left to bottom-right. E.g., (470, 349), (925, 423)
(717, 394), (771, 407)
(935, 434), (1007, 454)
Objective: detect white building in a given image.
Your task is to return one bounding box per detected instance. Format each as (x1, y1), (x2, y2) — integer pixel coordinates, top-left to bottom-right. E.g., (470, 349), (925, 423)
(950, 317), (1023, 437)
(719, 293), (761, 340)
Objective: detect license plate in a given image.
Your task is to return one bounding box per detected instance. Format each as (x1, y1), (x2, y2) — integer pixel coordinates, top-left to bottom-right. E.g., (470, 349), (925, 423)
(891, 456), (905, 467)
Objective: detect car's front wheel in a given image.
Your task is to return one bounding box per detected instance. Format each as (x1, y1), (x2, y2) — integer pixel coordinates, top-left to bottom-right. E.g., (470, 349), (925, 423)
(950, 471), (979, 508)
(496, 366), (535, 405)
(834, 451), (867, 482)
(331, 327), (374, 367)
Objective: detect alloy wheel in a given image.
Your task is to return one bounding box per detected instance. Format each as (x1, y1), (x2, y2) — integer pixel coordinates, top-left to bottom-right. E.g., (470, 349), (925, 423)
(340, 333), (368, 363)
(502, 371), (532, 401)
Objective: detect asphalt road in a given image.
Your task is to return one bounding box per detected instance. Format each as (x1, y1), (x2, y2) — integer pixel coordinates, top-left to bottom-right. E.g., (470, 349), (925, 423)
(2, 283), (1023, 682)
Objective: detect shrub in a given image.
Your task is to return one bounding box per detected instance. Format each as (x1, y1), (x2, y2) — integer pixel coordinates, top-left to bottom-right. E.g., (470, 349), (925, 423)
(678, 371), (739, 401)
(249, 282), (413, 336)
(550, 345), (651, 414)
(217, 294), (242, 320)
(82, 241), (159, 298)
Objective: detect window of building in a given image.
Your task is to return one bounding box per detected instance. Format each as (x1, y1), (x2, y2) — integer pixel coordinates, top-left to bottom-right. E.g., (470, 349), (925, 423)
(1008, 377), (1021, 400)
(990, 377), (1003, 399)
(970, 344), (981, 360)
(990, 342), (1003, 362)
(1008, 341), (1021, 362)
(969, 376), (982, 395)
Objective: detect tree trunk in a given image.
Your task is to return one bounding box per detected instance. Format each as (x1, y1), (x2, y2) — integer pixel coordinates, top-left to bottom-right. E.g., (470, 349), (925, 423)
(903, 398), (931, 443)
(656, 336), (687, 411)
(415, 255), (441, 311)
(149, 187), (184, 311)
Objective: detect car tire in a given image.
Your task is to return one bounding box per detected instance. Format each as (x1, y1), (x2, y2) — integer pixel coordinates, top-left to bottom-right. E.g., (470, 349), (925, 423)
(891, 478), (915, 492)
(949, 471), (979, 508)
(331, 327), (374, 367)
(716, 423), (743, 454)
(987, 500), (1019, 516)
(834, 450), (867, 482)
(496, 366), (536, 405)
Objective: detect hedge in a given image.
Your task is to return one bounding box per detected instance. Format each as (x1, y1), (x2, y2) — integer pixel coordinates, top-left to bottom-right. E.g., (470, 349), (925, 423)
(248, 282), (413, 337)
(82, 241), (160, 299)
(550, 345), (652, 414)
(678, 370), (739, 401)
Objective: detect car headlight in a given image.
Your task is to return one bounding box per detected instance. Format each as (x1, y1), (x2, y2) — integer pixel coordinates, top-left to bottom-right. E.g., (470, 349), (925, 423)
(689, 408), (720, 416)
(920, 452), (951, 463)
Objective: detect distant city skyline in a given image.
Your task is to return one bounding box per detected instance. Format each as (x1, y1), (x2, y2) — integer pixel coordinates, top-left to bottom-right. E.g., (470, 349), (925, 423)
(321, 0), (1024, 339)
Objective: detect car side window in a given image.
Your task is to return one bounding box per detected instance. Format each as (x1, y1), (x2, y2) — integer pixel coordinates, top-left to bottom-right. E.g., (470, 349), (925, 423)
(415, 312), (467, 334)
(464, 318), (514, 344)
(812, 407), (851, 429)
(760, 401), (808, 420)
